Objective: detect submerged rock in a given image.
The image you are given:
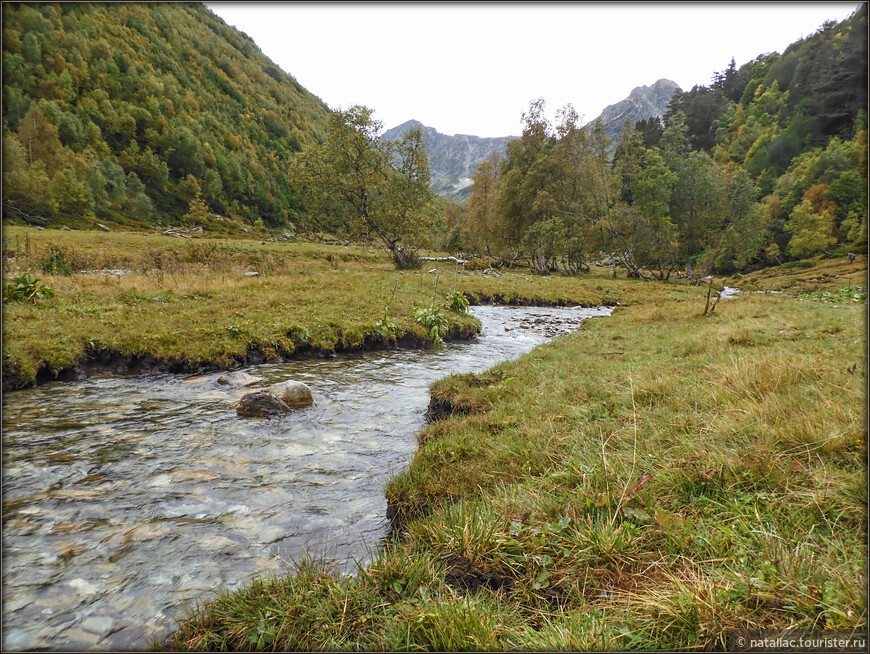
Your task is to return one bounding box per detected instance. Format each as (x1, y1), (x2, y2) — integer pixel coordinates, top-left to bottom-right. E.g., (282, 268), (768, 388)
(236, 391), (292, 417)
(217, 371), (263, 387)
(269, 380), (314, 408)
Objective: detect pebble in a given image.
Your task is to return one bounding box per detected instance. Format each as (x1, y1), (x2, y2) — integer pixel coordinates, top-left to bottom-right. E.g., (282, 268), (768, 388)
(256, 556), (282, 574)
(2, 628), (46, 650)
(104, 594), (136, 613)
(128, 595), (156, 617)
(200, 535), (238, 552)
(223, 515), (286, 544)
(67, 578), (99, 596)
(125, 522), (171, 543)
(81, 615), (115, 634)
(149, 473), (173, 487)
(171, 469), (221, 482)
(58, 628), (102, 647)
(4, 596), (32, 613)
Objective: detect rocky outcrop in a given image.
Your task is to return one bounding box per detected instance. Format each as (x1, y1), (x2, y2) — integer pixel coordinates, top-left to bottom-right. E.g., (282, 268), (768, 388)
(382, 120), (516, 201)
(269, 380), (314, 408)
(591, 78), (681, 148)
(236, 391), (292, 417)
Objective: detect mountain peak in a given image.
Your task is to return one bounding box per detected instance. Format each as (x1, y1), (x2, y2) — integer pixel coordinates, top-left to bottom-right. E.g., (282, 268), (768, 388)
(389, 119), (424, 131)
(592, 79), (682, 147)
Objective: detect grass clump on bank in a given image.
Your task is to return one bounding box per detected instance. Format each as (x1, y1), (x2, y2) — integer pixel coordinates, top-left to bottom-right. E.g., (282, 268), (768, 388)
(165, 280), (866, 651)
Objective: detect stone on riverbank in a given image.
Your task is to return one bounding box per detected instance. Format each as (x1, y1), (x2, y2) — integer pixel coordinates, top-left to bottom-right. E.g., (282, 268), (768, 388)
(236, 391), (292, 417)
(269, 380), (314, 408)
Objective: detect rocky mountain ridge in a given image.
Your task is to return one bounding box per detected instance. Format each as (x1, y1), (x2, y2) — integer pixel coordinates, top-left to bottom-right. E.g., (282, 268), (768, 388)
(381, 120), (516, 201)
(387, 79), (681, 200)
(591, 78), (681, 146)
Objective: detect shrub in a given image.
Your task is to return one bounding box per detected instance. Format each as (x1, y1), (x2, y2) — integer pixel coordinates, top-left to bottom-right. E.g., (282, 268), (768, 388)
(3, 272), (54, 302)
(414, 304), (450, 345)
(40, 249), (72, 275)
(464, 257), (492, 271)
(445, 289), (470, 314)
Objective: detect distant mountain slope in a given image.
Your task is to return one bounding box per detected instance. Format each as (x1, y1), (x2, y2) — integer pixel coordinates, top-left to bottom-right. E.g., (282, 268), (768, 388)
(591, 78), (682, 147)
(382, 120), (516, 201)
(2, 2), (331, 228)
(386, 81), (680, 201)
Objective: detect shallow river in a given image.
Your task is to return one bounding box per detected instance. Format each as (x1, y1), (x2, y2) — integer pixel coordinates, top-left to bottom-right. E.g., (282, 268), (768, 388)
(1, 305), (610, 651)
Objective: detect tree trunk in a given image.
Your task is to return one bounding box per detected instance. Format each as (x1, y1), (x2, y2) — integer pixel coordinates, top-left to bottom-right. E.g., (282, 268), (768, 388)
(530, 253), (550, 275)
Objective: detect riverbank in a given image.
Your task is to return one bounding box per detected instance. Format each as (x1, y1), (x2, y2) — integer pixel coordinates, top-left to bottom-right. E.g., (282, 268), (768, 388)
(165, 271), (866, 650)
(1, 324), (481, 391)
(3, 227), (699, 391)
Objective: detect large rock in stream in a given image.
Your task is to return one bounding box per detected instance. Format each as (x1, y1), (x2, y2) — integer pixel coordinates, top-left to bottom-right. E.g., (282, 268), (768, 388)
(269, 380), (314, 408)
(235, 391), (292, 417)
(235, 381), (313, 417)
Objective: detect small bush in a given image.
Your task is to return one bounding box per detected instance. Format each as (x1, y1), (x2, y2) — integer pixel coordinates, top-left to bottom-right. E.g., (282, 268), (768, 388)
(184, 240), (219, 264)
(3, 272), (54, 302)
(464, 257), (492, 272)
(445, 290), (470, 315)
(40, 249), (72, 275)
(414, 305), (450, 345)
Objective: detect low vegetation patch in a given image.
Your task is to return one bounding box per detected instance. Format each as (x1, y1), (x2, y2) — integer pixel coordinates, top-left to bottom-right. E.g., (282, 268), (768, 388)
(797, 285), (867, 304)
(3, 271), (54, 303)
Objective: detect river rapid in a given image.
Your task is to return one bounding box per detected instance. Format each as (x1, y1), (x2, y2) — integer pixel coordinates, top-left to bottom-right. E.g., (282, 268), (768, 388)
(1, 304), (611, 651)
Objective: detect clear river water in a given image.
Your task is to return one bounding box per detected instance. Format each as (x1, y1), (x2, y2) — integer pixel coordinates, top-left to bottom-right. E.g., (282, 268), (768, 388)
(1, 304), (611, 651)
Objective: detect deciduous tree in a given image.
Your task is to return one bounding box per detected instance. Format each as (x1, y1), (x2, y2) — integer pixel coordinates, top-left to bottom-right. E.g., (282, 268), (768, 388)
(297, 105), (433, 269)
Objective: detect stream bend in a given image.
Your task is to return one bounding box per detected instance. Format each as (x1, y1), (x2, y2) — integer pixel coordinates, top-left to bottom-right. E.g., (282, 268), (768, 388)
(1, 304), (610, 651)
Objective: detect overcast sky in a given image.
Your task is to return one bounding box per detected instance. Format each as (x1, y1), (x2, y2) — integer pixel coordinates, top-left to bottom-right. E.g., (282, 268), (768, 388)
(206, 2), (862, 138)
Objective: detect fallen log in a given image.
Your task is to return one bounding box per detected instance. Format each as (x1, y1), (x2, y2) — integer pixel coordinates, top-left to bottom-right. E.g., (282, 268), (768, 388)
(419, 256), (468, 264)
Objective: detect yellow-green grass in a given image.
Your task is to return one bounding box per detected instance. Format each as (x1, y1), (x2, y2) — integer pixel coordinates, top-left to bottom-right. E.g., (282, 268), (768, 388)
(165, 284), (866, 651)
(736, 253), (868, 294)
(3, 227), (706, 388)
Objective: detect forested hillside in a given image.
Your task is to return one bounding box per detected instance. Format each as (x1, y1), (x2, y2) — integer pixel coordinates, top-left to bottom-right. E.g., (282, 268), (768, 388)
(449, 4), (867, 276)
(2, 2), (331, 229)
(2, 2), (865, 275)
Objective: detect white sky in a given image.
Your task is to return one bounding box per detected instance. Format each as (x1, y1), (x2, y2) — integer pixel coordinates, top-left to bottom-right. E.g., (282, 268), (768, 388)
(206, 2), (863, 138)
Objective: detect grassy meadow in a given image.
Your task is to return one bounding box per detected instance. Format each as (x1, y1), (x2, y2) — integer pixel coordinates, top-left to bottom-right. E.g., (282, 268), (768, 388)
(2, 227), (866, 650)
(3, 226), (702, 388)
(165, 258), (865, 651)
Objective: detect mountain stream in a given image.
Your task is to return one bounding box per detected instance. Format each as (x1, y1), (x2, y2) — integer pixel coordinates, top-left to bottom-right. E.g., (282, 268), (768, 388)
(2, 304), (611, 651)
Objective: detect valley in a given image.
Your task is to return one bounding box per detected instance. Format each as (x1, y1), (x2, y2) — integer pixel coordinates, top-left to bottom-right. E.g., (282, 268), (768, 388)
(1, 1), (866, 651)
